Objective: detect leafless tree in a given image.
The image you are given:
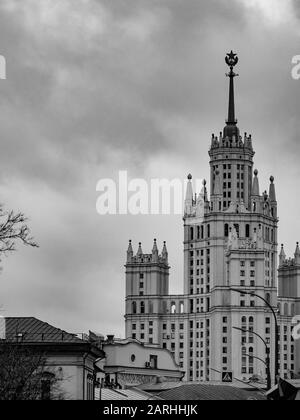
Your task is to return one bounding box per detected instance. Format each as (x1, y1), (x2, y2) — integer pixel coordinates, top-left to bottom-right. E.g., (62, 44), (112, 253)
(0, 205), (38, 256)
(0, 343), (65, 400)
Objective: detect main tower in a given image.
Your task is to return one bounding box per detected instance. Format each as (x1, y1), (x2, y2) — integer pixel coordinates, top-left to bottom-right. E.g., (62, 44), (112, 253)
(124, 52), (284, 384)
(183, 51), (278, 381)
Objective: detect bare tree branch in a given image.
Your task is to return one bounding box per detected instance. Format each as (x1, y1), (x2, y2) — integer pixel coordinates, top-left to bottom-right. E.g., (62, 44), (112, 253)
(0, 205), (38, 257)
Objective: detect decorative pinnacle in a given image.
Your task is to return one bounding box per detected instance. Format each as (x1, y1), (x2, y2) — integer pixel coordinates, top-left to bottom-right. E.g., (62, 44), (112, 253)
(225, 51), (239, 126)
(225, 50), (239, 70)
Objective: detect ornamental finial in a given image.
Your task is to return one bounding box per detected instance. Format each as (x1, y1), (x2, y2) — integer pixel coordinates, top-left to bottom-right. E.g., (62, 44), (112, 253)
(225, 50), (239, 69)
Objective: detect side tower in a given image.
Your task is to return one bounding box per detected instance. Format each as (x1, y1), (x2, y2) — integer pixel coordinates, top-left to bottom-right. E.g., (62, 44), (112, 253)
(184, 52), (279, 382)
(278, 244), (300, 378)
(125, 240), (170, 345)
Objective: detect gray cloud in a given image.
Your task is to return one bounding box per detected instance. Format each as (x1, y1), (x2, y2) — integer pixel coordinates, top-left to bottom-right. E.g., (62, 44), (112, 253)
(0, 0), (299, 337)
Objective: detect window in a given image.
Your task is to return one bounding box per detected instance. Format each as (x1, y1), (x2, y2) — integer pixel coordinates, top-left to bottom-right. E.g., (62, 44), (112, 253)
(149, 301), (153, 314)
(140, 302), (145, 314)
(190, 227), (194, 241)
(150, 355), (158, 369)
(132, 301), (137, 314)
(234, 224), (240, 237)
(224, 224), (229, 237)
(41, 372), (55, 400)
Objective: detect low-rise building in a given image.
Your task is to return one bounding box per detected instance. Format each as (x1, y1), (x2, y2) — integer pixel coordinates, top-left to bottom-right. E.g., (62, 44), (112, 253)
(97, 336), (184, 389)
(1, 317), (104, 400)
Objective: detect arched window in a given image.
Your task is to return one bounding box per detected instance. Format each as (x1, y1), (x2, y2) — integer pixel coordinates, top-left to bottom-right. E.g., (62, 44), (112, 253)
(132, 301), (137, 314)
(242, 316), (247, 325)
(201, 225), (204, 239)
(234, 224), (240, 238)
(41, 372), (55, 400)
(265, 293), (271, 306)
(291, 304), (295, 317)
(197, 226), (200, 240)
(284, 303), (289, 316)
(207, 224), (210, 238)
(162, 301), (167, 314)
(249, 347), (254, 354)
(140, 301), (145, 314)
(171, 302), (176, 314)
(180, 301), (184, 313)
(242, 347), (246, 355)
(224, 224), (229, 237)
(148, 301), (153, 314)
(190, 227), (194, 241)
(246, 224), (250, 238)
(249, 317), (254, 325)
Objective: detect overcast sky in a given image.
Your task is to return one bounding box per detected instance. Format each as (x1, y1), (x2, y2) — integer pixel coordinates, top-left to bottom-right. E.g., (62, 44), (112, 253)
(0, 0), (300, 338)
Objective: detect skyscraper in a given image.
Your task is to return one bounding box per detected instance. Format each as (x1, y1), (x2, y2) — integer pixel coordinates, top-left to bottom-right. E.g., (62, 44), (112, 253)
(125, 52), (299, 383)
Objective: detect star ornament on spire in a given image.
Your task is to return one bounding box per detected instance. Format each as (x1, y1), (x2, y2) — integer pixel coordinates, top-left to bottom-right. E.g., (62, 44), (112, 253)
(225, 50), (239, 68)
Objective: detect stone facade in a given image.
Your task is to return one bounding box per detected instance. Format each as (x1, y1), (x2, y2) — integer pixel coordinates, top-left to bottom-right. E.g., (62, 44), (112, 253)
(125, 53), (300, 383)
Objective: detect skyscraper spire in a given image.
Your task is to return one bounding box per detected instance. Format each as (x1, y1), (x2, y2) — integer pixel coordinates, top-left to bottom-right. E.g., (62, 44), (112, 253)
(152, 238), (159, 262)
(224, 51), (240, 140)
(127, 240), (133, 262)
(279, 244), (286, 266)
(184, 174), (193, 215)
(269, 176), (276, 202)
(162, 241), (168, 263)
(252, 169), (260, 196)
(295, 242), (300, 265)
(137, 242), (143, 256)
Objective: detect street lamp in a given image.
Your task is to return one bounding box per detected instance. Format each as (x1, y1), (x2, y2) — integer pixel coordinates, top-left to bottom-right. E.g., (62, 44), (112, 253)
(233, 326), (271, 390)
(230, 288), (280, 385)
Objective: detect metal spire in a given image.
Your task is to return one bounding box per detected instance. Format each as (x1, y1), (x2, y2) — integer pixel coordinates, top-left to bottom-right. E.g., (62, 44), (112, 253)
(225, 50), (239, 125)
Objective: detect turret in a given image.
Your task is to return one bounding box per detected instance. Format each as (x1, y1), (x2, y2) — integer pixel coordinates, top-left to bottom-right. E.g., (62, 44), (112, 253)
(252, 169), (260, 196)
(137, 242), (143, 257)
(127, 240), (134, 263)
(184, 174), (193, 216)
(162, 241), (168, 263)
(279, 244), (286, 267)
(269, 176), (277, 219)
(152, 239), (159, 263)
(295, 242), (300, 265)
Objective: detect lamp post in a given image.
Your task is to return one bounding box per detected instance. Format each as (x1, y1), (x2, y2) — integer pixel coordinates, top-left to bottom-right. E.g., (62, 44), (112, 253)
(233, 326), (271, 390)
(231, 288), (279, 385)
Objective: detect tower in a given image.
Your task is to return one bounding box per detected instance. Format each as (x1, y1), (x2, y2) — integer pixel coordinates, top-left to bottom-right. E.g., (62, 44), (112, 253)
(123, 52), (300, 384)
(183, 51), (278, 382)
(125, 240), (170, 345)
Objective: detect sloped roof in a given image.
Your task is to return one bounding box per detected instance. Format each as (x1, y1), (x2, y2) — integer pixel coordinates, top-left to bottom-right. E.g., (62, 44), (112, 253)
(2, 317), (84, 344)
(158, 383), (266, 401)
(95, 387), (162, 401)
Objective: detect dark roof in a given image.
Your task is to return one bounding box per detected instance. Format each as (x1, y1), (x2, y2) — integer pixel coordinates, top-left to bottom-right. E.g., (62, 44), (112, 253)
(3, 317), (84, 344)
(158, 383), (266, 401)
